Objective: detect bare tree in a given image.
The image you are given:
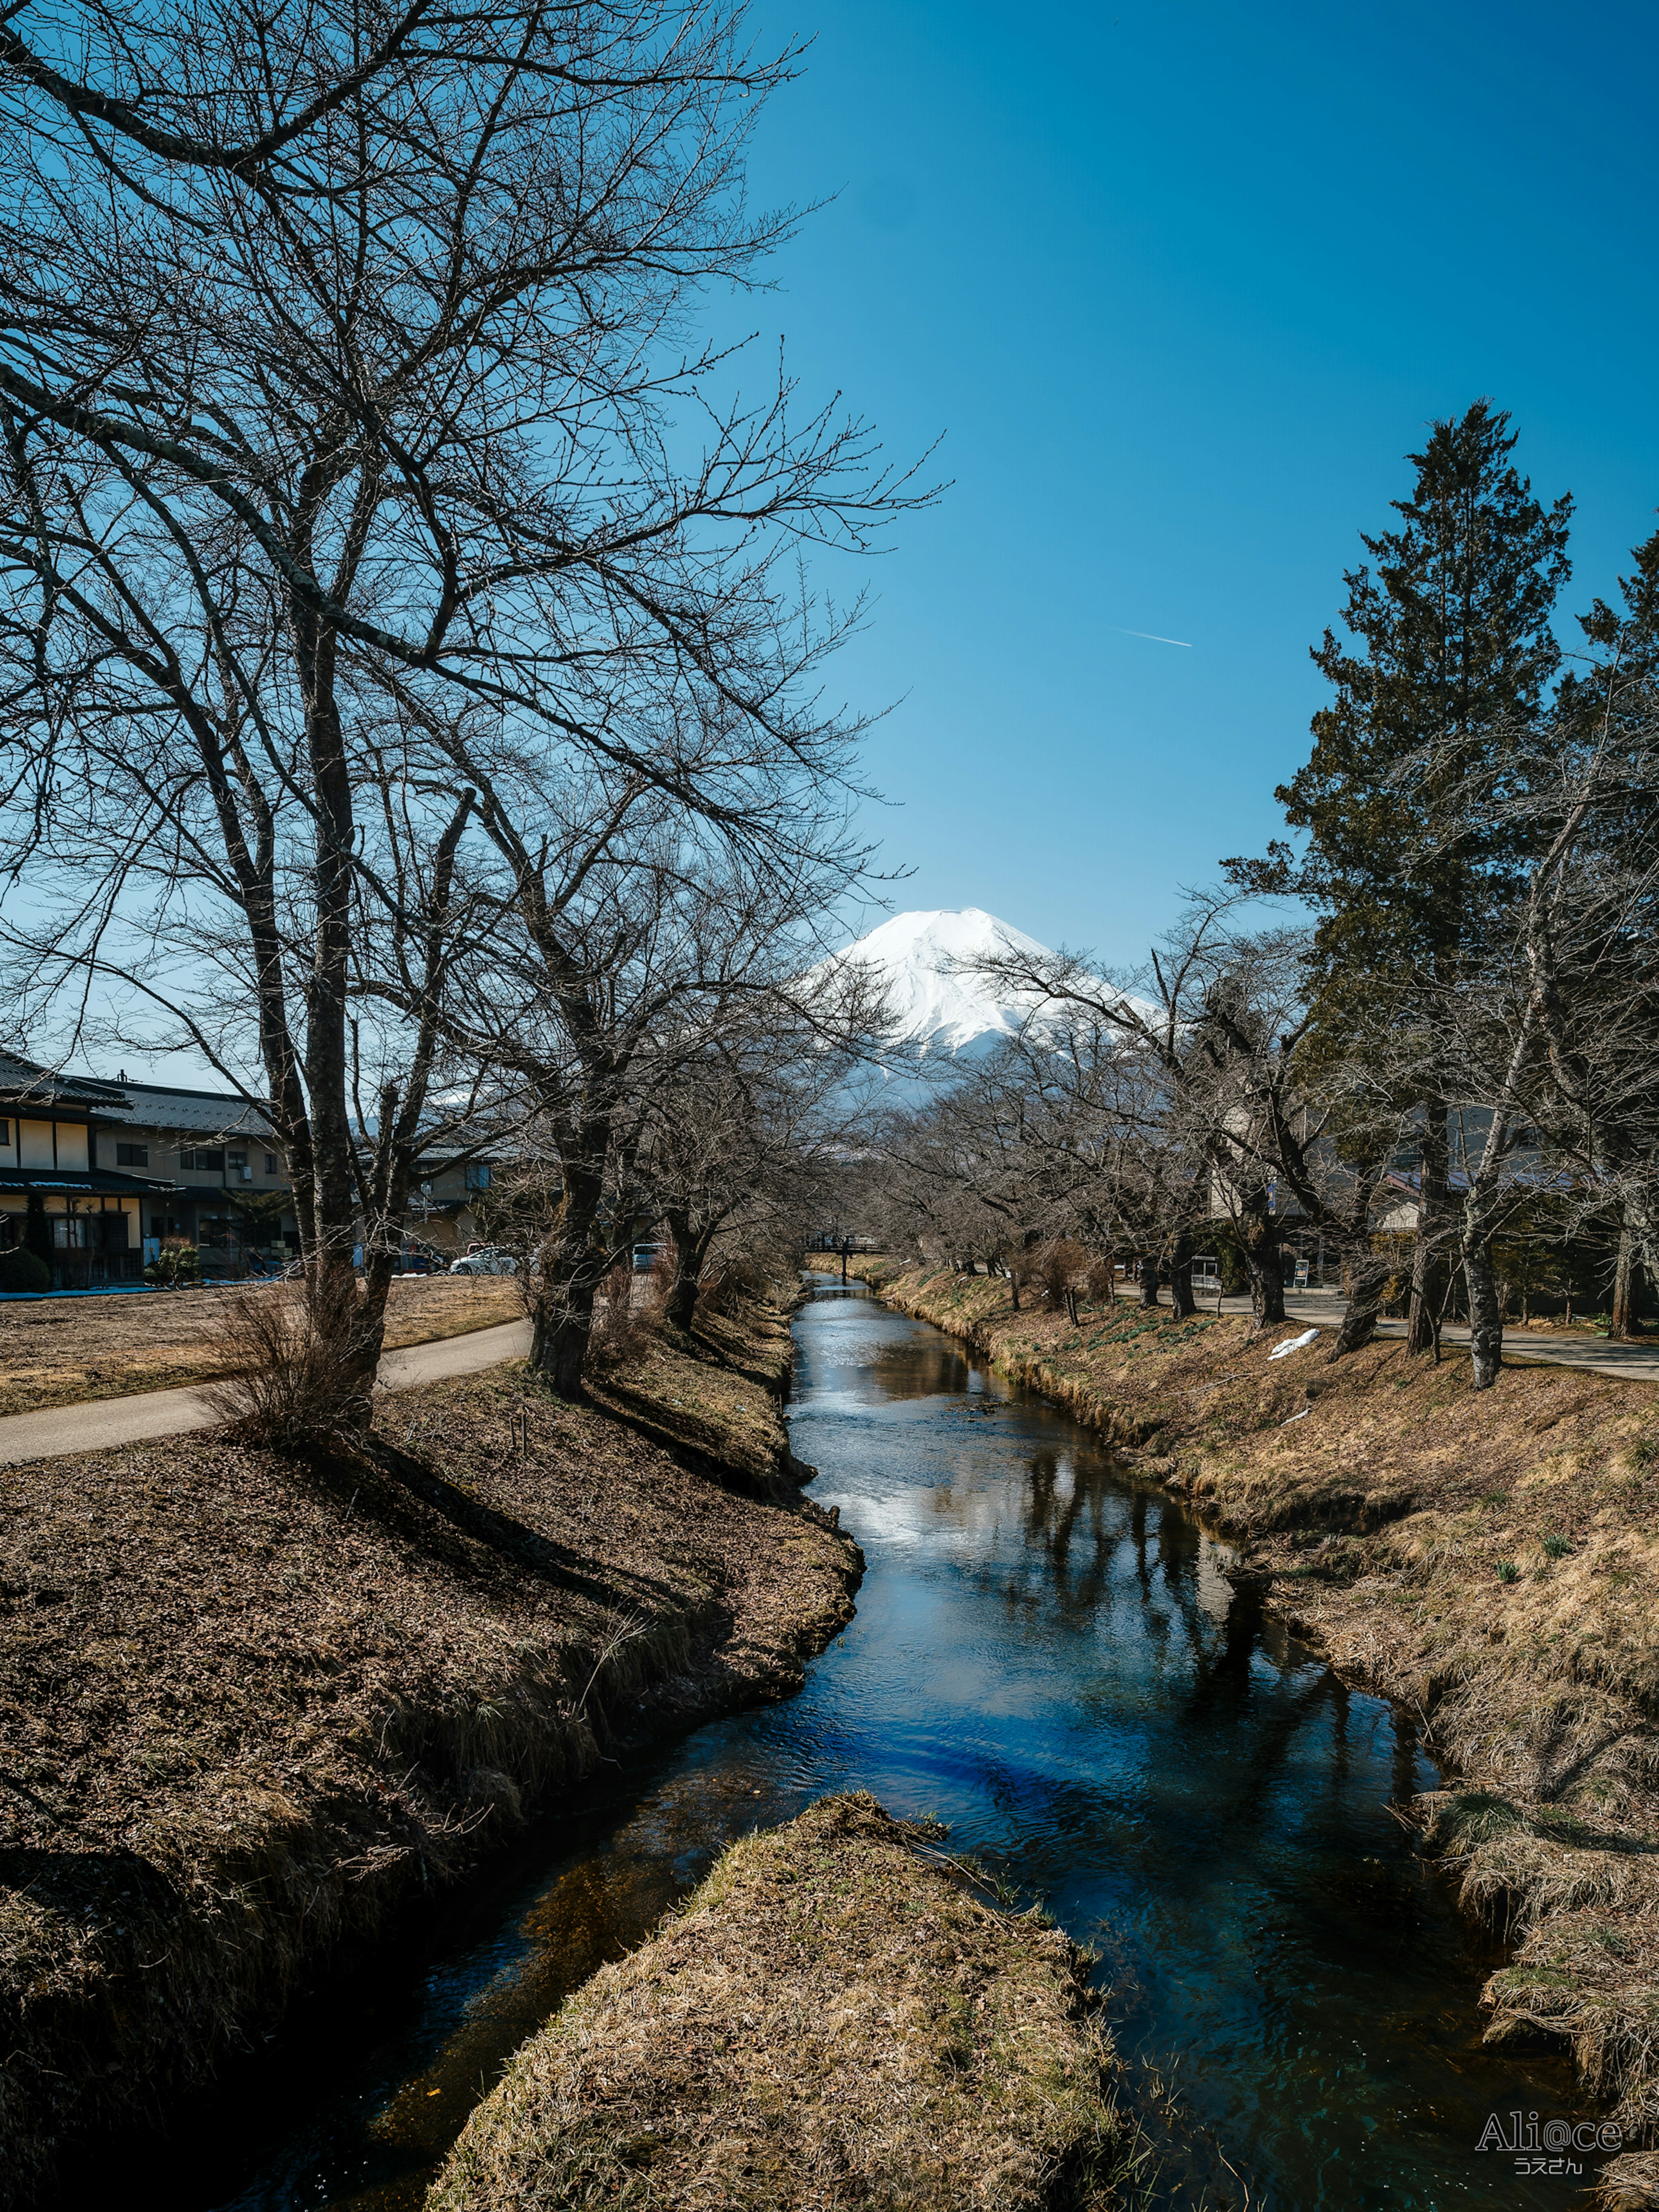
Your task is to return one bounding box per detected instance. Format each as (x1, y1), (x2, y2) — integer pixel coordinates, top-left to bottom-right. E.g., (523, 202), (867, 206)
(638, 971), (883, 1328)
(0, 0), (928, 1414)
(408, 784), (890, 1389)
(969, 897), (1304, 1327)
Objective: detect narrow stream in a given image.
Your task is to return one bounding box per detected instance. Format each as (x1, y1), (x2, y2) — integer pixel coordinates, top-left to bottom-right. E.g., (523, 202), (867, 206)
(138, 1281), (1595, 2212)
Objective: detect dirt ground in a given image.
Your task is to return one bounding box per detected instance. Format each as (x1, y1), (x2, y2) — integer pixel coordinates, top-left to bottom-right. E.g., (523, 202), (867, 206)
(870, 1262), (1659, 2202)
(0, 1300), (860, 2204)
(428, 1791), (1135, 2212)
(0, 1273), (522, 1417)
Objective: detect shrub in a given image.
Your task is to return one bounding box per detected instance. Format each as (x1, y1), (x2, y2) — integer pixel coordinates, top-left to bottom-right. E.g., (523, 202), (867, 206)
(1083, 1256), (1116, 1304)
(1036, 1239), (1090, 1311)
(145, 1238), (201, 1287)
(204, 1272), (380, 1446)
(585, 1259), (654, 1371)
(1541, 1534), (1573, 1559)
(0, 1244), (50, 1294)
(1495, 1560), (1520, 1583)
(695, 1251), (770, 1322)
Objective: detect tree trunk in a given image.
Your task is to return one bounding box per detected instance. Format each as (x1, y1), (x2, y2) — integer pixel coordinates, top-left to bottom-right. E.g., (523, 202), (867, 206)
(1330, 1246), (1389, 1356)
(528, 1149), (609, 1395)
(1463, 1211), (1504, 1389)
(1168, 1229), (1195, 1319)
(1138, 1252), (1160, 1309)
(662, 1208), (706, 1331)
(1406, 1105), (1448, 1354)
(1236, 1198), (1286, 1328)
(1611, 1227), (1643, 1339)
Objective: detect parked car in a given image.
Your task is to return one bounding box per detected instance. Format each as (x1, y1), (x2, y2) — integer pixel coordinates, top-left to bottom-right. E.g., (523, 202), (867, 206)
(450, 1246), (518, 1276)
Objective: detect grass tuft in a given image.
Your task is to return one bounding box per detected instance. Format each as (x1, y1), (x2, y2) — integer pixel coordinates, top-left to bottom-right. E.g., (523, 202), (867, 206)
(426, 1793), (1138, 2212)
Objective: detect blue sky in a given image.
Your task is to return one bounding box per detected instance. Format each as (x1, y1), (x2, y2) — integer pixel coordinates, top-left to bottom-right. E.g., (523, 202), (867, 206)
(713, 0), (1659, 966)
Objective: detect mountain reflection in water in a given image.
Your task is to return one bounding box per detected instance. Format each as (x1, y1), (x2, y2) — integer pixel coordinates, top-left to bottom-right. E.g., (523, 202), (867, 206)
(127, 1281), (1592, 2212)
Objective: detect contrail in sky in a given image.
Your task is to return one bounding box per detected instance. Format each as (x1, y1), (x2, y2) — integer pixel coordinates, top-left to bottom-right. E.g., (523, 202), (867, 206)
(1104, 624), (1193, 648)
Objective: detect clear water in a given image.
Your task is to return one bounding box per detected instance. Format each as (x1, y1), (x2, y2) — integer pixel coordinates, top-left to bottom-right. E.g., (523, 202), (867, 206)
(103, 1283), (1596, 2212)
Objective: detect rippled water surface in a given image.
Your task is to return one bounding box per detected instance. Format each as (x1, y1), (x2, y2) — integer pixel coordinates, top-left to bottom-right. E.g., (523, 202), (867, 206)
(134, 1283), (1595, 2212)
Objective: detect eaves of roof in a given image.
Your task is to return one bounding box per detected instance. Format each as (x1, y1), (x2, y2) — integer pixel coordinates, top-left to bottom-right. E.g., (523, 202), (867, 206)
(0, 1170), (184, 1197)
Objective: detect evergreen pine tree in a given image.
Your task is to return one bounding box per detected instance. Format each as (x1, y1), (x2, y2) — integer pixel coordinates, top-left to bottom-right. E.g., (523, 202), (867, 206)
(1552, 524), (1659, 1337)
(1227, 400), (1572, 1351)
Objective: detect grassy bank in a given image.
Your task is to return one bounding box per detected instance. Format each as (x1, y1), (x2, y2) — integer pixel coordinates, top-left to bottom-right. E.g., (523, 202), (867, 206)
(0, 1301), (860, 2206)
(0, 1273), (523, 1418)
(426, 1791), (1136, 2212)
(867, 1262), (1659, 2193)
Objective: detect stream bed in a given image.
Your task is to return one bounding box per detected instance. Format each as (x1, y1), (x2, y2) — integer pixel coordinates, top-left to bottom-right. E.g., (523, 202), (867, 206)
(141, 1281), (1597, 2211)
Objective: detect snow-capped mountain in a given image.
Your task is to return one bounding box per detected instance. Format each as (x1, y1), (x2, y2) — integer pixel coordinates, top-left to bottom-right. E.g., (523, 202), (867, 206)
(828, 907), (1056, 1059)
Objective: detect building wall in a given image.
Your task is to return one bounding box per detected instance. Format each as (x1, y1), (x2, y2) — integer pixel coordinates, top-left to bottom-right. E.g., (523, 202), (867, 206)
(1, 1115), (90, 1176)
(97, 1109), (296, 1260)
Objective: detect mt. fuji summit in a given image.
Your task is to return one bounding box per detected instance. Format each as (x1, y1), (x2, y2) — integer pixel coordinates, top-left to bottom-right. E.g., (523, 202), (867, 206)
(827, 908), (1055, 1060)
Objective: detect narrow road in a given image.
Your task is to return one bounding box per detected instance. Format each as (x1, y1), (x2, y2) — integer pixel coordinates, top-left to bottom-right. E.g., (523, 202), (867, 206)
(1211, 1288), (1659, 1383)
(0, 1318), (534, 1468)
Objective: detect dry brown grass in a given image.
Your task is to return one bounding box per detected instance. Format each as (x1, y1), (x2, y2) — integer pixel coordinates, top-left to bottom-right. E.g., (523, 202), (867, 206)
(585, 1300), (802, 1494)
(0, 1273), (522, 1417)
(426, 1792), (1136, 2212)
(874, 1265), (1659, 2189)
(0, 1300), (860, 2205)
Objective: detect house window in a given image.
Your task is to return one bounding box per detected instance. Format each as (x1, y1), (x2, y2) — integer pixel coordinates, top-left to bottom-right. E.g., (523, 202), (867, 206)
(0, 1120), (10, 1148)
(228, 1150), (249, 1180)
(464, 1163), (492, 1192)
(180, 1148), (225, 1171)
(116, 1142), (149, 1167)
(52, 1217), (89, 1249)
(264, 1152), (277, 1176)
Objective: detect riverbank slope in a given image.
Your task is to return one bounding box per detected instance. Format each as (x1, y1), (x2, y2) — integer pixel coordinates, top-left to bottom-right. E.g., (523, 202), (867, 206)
(0, 1300), (861, 2206)
(427, 1791), (1135, 2212)
(865, 1262), (1659, 2194)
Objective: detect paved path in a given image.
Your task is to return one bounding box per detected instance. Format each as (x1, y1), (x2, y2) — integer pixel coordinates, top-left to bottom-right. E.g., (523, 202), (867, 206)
(1209, 1290), (1659, 1383)
(0, 1319), (534, 1467)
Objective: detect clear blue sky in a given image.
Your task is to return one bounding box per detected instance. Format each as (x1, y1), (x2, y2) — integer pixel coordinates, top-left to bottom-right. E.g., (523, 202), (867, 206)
(716, 0), (1659, 965)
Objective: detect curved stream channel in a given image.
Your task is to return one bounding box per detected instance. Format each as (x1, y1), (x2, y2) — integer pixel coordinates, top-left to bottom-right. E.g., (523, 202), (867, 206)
(147, 1281), (1592, 2211)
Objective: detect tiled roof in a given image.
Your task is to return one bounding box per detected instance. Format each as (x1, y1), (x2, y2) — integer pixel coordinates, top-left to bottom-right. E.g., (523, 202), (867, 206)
(0, 1052), (129, 1110)
(95, 1083), (274, 1139)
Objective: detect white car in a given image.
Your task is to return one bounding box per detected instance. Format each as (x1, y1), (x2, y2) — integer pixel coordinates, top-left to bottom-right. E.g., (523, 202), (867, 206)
(449, 1246), (518, 1276)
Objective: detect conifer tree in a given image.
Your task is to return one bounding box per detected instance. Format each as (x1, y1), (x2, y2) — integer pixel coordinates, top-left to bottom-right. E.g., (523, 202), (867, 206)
(1549, 524), (1659, 1337)
(1228, 400), (1572, 1351)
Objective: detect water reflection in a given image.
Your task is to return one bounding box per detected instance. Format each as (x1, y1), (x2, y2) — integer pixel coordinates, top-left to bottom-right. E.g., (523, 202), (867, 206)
(116, 1283), (1592, 2212)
